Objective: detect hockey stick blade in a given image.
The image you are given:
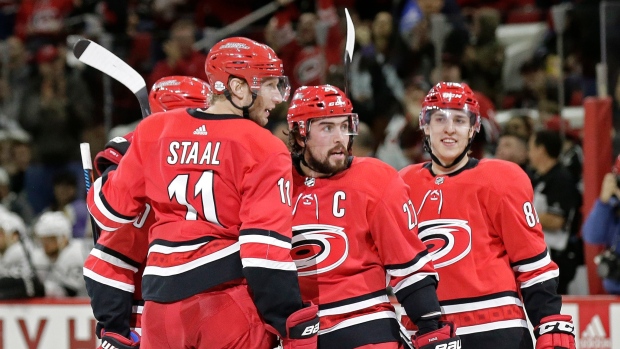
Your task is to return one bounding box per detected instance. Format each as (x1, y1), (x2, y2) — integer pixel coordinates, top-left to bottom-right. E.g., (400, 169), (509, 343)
(343, 8), (355, 96)
(73, 39), (151, 118)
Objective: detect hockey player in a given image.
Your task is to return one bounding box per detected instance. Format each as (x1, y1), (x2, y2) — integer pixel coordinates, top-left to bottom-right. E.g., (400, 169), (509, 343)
(82, 75), (210, 349)
(399, 82), (575, 349)
(287, 84), (460, 349)
(86, 37), (318, 349)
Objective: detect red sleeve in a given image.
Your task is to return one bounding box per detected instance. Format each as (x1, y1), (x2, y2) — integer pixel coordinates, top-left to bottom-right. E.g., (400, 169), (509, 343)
(87, 126), (147, 231)
(239, 150), (295, 266)
(368, 173), (438, 291)
(490, 166), (559, 288)
(317, 0), (344, 67)
(238, 150), (303, 337)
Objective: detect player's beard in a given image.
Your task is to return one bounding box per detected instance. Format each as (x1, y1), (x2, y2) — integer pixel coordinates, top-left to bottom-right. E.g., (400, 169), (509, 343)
(305, 145), (348, 175)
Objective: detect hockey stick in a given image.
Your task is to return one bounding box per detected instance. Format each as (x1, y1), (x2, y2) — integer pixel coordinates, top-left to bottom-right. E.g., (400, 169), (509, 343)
(73, 38), (151, 118)
(80, 142), (101, 243)
(343, 8), (355, 96)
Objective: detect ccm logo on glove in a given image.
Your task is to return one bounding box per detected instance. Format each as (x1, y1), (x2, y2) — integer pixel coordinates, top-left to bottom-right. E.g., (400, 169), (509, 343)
(537, 321), (575, 336)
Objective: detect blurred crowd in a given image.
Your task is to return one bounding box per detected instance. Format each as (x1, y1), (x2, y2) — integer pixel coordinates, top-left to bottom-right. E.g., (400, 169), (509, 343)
(0, 0), (619, 298)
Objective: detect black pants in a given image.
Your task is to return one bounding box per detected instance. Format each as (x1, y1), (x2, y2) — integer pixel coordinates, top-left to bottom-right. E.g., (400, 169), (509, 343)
(460, 327), (534, 349)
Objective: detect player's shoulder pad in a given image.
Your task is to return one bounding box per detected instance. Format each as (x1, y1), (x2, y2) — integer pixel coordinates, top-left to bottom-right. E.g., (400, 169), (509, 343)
(478, 158), (532, 187)
(351, 157), (399, 178)
(398, 162), (427, 178)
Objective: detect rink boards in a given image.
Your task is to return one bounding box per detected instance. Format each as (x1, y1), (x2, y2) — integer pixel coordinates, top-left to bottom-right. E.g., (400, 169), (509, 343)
(0, 296), (619, 349)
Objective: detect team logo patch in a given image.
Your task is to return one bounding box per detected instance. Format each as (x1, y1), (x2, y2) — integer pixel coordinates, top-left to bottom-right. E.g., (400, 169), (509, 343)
(291, 224), (349, 276)
(418, 219), (472, 268)
(214, 81), (225, 92)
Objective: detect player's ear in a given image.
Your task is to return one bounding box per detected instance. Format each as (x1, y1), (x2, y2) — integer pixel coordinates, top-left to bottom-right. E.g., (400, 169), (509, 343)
(228, 77), (248, 100)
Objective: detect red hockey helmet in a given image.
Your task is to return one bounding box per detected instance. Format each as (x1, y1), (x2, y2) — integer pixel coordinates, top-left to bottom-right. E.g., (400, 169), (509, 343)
(420, 82), (480, 133)
(149, 76), (210, 113)
(287, 85), (358, 137)
(205, 37), (290, 100)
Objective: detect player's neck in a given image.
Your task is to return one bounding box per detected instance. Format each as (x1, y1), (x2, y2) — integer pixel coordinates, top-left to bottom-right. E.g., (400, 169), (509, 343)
(206, 102), (243, 116)
(431, 155), (469, 175)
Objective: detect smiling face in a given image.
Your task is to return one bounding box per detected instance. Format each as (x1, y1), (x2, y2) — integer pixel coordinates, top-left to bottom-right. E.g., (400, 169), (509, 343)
(424, 108), (475, 171)
(301, 116), (351, 176)
(248, 77), (285, 126)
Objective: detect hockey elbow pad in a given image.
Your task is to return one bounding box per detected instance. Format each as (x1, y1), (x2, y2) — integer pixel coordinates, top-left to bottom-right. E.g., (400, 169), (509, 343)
(98, 330), (140, 349)
(412, 321), (461, 349)
(534, 315), (576, 349)
(278, 302), (319, 349)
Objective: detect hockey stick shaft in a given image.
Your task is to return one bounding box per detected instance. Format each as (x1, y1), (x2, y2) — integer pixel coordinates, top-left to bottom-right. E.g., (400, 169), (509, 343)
(73, 38), (151, 118)
(343, 8), (355, 96)
(80, 142), (101, 243)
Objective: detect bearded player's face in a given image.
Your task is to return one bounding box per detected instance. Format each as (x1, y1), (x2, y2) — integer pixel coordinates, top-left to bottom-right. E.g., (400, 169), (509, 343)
(303, 116), (351, 175)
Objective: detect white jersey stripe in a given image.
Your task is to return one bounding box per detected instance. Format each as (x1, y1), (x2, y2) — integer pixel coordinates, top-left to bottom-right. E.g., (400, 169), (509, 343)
(147, 241), (210, 255)
(455, 319), (529, 335)
(242, 258), (297, 271)
(513, 253), (552, 273)
(89, 212), (119, 232)
(83, 268), (135, 293)
(93, 177), (135, 224)
(387, 254), (433, 277)
(441, 295), (524, 314)
(132, 305), (144, 314)
(144, 242), (240, 276)
(90, 249), (139, 272)
(392, 272), (438, 294)
(318, 295), (390, 317)
(520, 269), (560, 288)
(239, 235), (292, 249)
(318, 311), (397, 335)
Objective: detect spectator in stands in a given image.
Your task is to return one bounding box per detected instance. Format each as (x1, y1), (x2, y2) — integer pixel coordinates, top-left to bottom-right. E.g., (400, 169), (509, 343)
(270, 119), (290, 149)
(376, 76), (428, 169)
(265, 0), (342, 93)
(32, 211), (90, 297)
(0, 36), (31, 124)
(351, 122), (376, 157)
(495, 132), (535, 181)
(544, 115), (583, 191)
(148, 19), (207, 88)
(461, 7), (504, 107)
(43, 171), (88, 239)
(0, 167), (33, 225)
(13, 0), (74, 50)
(504, 114), (535, 141)
(17, 44), (92, 214)
(0, 209), (44, 299)
(529, 130), (583, 294)
(514, 57), (560, 121)
(582, 156), (620, 295)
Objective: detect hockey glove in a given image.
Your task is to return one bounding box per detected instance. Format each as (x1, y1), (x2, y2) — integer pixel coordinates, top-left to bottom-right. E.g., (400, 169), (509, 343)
(279, 302), (319, 349)
(534, 315), (576, 349)
(98, 330), (140, 349)
(412, 321), (461, 349)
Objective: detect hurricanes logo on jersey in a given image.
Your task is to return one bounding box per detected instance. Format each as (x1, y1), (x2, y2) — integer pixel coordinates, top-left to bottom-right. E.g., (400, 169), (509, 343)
(418, 219), (472, 268)
(291, 224), (349, 276)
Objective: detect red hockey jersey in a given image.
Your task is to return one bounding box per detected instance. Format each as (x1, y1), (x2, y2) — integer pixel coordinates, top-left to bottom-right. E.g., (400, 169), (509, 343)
(291, 157), (439, 348)
(86, 108), (303, 336)
(83, 203), (152, 336)
(399, 159), (561, 336)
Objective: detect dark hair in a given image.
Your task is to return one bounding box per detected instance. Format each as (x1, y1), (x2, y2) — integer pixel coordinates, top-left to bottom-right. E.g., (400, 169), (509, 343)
(532, 130), (562, 159)
(53, 171), (77, 187)
(288, 123), (304, 156)
(499, 131), (529, 146)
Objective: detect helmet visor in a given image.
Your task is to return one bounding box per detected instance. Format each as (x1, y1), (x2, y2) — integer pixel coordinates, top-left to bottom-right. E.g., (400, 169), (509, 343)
(259, 76), (291, 101)
(422, 107), (478, 131)
(307, 114), (359, 138)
